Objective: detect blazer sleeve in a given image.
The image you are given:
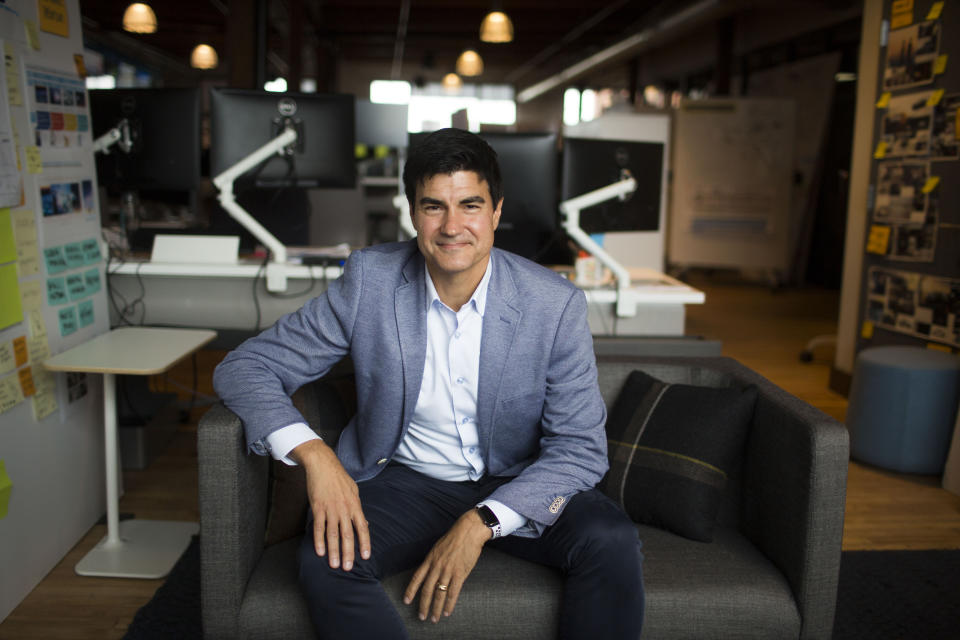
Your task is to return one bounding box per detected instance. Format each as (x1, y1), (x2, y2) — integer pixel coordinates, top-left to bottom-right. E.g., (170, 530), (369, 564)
(485, 287), (608, 531)
(212, 250), (365, 453)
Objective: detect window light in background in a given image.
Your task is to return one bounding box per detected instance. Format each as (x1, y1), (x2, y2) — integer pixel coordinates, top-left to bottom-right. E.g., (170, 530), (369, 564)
(442, 73), (463, 91)
(370, 80), (412, 104)
(456, 50), (484, 76)
(580, 88), (597, 122)
(563, 87), (581, 126)
(480, 10), (514, 43)
(300, 78), (318, 93)
(122, 3), (157, 34)
(264, 77), (288, 92)
(190, 44), (218, 70)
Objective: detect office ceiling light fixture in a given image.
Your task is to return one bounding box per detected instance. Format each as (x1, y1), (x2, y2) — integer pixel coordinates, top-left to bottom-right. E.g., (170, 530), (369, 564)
(122, 3), (157, 34)
(480, 10), (514, 43)
(456, 50), (484, 76)
(443, 73), (462, 90)
(190, 44), (218, 70)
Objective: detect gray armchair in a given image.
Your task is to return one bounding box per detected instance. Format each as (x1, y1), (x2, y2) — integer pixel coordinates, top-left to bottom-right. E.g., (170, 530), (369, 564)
(198, 356), (848, 639)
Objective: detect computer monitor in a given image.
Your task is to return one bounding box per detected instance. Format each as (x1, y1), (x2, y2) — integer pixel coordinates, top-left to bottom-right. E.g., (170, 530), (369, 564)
(561, 137), (664, 233)
(478, 132), (559, 260)
(209, 88), (356, 188)
(90, 87), (201, 192)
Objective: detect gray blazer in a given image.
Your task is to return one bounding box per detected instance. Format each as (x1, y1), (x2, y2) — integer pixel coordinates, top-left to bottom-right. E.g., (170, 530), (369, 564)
(213, 240), (608, 529)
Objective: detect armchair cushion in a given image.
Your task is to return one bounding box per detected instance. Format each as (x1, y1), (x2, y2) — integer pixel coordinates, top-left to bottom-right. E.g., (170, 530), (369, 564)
(601, 369), (757, 542)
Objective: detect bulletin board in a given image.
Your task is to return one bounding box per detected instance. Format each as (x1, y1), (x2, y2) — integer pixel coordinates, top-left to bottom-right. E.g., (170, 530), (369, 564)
(857, 0), (960, 354)
(668, 98), (796, 281)
(0, 0), (111, 623)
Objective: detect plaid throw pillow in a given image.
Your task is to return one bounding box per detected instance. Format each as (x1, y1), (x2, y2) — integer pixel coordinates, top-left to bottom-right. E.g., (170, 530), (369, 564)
(601, 369), (757, 542)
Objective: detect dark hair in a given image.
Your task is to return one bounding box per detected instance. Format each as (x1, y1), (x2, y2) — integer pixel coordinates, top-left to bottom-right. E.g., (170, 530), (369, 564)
(403, 128), (502, 210)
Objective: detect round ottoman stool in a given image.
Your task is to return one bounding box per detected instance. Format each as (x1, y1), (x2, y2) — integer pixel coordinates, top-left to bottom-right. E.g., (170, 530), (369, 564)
(847, 346), (960, 474)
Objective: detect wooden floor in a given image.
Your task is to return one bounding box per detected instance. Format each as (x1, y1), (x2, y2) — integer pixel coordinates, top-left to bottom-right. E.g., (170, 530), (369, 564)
(2, 272), (959, 639)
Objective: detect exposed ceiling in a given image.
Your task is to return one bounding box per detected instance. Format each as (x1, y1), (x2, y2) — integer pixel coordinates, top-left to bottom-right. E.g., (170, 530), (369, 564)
(78, 0), (722, 92)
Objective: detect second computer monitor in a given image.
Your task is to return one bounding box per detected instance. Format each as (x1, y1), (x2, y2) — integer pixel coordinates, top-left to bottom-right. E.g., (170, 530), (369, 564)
(561, 137), (664, 233)
(209, 88), (356, 188)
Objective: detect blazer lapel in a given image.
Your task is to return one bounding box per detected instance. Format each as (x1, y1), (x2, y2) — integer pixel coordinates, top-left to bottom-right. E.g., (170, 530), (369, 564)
(477, 252), (521, 455)
(396, 254), (427, 433)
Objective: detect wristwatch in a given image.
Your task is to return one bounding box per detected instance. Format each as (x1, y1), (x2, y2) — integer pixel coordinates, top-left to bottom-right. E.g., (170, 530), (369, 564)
(475, 504), (502, 539)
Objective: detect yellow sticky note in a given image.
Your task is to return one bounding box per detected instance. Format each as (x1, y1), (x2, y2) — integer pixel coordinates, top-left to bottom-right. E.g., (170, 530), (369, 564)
(24, 147), (42, 174)
(0, 208), (16, 263)
(873, 141), (888, 159)
(16, 242), (40, 278)
(0, 373), (25, 414)
(927, 342), (952, 353)
(891, 11), (914, 28)
(876, 92), (891, 108)
(20, 279), (42, 312)
(934, 54), (948, 75)
(12, 336), (27, 367)
(0, 460), (11, 519)
(922, 176), (940, 193)
(31, 363), (54, 394)
(27, 335), (50, 364)
(927, 1), (944, 20)
(32, 390), (57, 421)
(10, 209), (36, 240)
(866, 225), (891, 254)
(0, 342), (13, 375)
(927, 88), (945, 107)
(0, 264), (23, 330)
(18, 366), (35, 398)
(24, 20), (41, 50)
(860, 321), (875, 340)
(28, 310), (46, 339)
(38, 0), (70, 38)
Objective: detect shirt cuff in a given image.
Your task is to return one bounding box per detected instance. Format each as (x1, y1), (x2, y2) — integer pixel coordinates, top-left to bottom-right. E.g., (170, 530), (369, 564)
(264, 423), (321, 466)
(480, 499), (527, 538)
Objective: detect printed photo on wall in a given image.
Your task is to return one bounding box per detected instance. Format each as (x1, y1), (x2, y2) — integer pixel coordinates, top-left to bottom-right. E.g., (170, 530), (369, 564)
(882, 91), (934, 157)
(866, 267), (959, 347)
(874, 161), (928, 224)
(931, 93), (960, 160)
(883, 21), (941, 90)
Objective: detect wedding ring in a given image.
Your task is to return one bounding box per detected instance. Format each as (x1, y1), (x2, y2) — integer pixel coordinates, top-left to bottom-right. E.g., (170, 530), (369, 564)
(436, 584), (448, 592)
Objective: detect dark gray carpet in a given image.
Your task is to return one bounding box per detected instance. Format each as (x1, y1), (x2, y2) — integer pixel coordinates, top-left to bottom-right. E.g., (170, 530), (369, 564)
(122, 541), (960, 639)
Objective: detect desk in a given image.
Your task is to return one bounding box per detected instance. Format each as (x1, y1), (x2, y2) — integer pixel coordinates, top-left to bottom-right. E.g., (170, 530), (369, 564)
(44, 327), (217, 578)
(107, 259), (704, 339)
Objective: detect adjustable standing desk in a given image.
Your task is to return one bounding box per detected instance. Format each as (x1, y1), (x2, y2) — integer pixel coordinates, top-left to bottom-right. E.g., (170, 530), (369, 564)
(44, 326), (217, 578)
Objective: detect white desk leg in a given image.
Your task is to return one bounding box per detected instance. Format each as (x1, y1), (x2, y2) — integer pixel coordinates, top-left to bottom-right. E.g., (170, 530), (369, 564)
(75, 372), (198, 579)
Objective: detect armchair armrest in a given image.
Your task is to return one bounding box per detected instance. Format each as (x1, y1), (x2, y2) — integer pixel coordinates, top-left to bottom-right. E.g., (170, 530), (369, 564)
(729, 362), (849, 640)
(198, 402), (270, 639)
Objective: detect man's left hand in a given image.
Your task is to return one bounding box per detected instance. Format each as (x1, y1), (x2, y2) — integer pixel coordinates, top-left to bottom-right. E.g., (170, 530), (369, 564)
(403, 509), (492, 623)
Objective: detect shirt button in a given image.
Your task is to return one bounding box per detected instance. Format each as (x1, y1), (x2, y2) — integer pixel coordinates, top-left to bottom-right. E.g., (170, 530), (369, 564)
(376, 458), (388, 465)
(469, 447), (477, 454)
(462, 417), (470, 425)
(454, 331), (462, 339)
(456, 376), (465, 384)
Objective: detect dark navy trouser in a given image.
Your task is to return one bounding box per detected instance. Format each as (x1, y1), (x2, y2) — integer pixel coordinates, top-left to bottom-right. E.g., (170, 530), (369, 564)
(297, 463), (644, 639)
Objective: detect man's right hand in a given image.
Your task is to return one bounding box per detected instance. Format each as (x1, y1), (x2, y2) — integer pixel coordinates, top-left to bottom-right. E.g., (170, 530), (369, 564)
(291, 439), (371, 571)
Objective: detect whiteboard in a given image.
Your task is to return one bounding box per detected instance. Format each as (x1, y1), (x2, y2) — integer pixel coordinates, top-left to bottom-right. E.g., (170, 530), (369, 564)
(668, 98), (796, 275)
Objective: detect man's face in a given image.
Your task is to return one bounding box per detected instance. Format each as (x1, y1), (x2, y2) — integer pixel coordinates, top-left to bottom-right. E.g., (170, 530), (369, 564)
(412, 170), (502, 287)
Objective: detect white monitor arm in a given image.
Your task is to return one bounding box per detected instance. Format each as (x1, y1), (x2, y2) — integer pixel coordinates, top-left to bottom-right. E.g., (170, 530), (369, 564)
(212, 126), (298, 292)
(559, 174), (637, 317)
(392, 193), (417, 239)
(93, 118), (134, 155)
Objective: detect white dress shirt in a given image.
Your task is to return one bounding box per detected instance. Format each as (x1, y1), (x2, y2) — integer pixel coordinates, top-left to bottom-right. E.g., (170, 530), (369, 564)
(265, 258), (527, 537)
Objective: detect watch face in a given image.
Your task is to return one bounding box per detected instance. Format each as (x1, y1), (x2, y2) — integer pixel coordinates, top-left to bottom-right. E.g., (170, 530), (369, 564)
(477, 505), (499, 528)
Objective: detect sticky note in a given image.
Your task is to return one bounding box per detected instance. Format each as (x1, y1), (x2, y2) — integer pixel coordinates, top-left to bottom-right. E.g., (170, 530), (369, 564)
(17, 240), (40, 277)
(0, 208), (17, 263)
(0, 264), (23, 330)
(32, 390), (57, 421)
(46, 277), (67, 306)
(58, 306), (78, 337)
(891, 11), (913, 28)
(38, 0), (70, 37)
(927, 88), (944, 107)
(81, 238), (101, 264)
(28, 310), (46, 338)
(922, 176), (940, 193)
(27, 335), (50, 363)
(0, 373), (24, 414)
(77, 300), (94, 328)
(866, 225), (891, 255)
(18, 367), (35, 398)
(927, 1), (944, 20)
(43, 246), (68, 274)
(24, 20), (41, 50)
(25, 146), (42, 173)
(31, 362), (54, 393)
(0, 460), (11, 519)
(892, 0), (913, 12)
(876, 92), (891, 108)
(73, 53), (87, 79)
(83, 268), (101, 295)
(927, 342), (952, 353)
(873, 141), (888, 159)
(63, 242), (85, 269)
(0, 342), (13, 375)
(860, 321), (875, 340)
(65, 273), (86, 301)
(10, 209), (36, 240)
(12, 336), (27, 367)
(19, 279), (42, 312)
(934, 54), (948, 75)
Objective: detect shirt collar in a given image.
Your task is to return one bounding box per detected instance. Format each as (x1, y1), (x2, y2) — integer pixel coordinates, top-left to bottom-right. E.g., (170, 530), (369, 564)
(424, 254), (493, 317)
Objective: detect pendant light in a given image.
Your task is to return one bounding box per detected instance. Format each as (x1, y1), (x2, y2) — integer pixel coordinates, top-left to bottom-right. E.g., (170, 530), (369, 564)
(456, 50), (484, 76)
(480, 10), (513, 43)
(443, 73), (462, 90)
(122, 3), (157, 34)
(190, 44), (219, 70)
